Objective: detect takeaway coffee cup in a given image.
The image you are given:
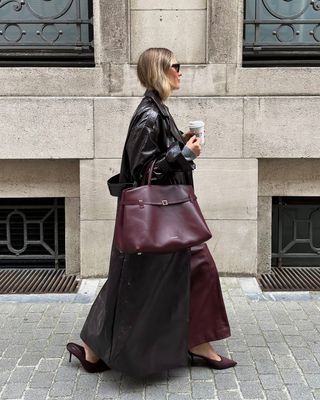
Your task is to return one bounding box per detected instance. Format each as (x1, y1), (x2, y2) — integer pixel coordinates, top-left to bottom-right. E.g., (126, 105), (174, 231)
(188, 120), (205, 145)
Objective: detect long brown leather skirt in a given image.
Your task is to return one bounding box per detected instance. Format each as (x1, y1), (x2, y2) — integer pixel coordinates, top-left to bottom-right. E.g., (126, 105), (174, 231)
(189, 244), (231, 348)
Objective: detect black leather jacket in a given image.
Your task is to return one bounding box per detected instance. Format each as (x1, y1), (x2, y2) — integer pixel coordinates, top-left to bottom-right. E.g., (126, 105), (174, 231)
(119, 90), (195, 186)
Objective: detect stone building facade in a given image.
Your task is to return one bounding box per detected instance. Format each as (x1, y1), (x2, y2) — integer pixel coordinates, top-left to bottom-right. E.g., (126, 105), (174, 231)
(1, 0), (319, 277)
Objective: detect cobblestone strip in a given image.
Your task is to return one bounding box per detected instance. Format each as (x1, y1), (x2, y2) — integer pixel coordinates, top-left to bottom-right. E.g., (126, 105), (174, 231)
(1, 278), (320, 399)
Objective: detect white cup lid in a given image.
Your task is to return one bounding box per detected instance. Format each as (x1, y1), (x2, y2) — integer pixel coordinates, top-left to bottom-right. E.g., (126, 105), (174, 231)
(188, 120), (204, 128)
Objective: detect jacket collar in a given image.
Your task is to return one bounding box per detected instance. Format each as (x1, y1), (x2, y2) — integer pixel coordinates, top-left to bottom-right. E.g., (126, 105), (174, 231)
(144, 90), (169, 118)
(144, 89), (184, 145)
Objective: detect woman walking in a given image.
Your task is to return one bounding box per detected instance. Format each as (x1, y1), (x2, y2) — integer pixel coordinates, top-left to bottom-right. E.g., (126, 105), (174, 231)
(67, 48), (236, 376)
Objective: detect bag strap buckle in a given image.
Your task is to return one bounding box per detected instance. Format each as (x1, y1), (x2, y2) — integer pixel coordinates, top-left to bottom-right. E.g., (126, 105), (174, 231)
(162, 200), (168, 206)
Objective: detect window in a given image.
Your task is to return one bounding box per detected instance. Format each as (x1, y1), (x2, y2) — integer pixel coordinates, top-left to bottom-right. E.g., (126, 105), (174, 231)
(0, 0), (93, 67)
(243, 0), (320, 67)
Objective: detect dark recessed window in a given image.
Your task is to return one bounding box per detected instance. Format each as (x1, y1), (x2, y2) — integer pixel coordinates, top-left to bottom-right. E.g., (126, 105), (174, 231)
(272, 197), (320, 267)
(0, 198), (65, 269)
(0, 0), (94, 67)
(243, 0), (320, 67)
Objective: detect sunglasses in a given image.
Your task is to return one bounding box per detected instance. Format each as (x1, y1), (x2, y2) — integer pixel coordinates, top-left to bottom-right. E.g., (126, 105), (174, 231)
(171, 63), (180, 73)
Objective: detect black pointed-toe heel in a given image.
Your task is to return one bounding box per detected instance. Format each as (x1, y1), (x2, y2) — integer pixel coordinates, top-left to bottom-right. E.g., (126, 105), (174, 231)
(188, 351), (237, 370)
(66, 342), (110, 373)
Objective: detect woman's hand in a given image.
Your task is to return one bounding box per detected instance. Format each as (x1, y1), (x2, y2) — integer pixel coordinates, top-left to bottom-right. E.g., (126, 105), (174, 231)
(186, 135), (201, 157)
(182, 131), (194, 143)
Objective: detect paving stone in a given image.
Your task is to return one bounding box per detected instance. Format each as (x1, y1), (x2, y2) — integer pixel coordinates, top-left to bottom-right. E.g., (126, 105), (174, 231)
(235, 365), (259, 381)
(2, 278), (320, 400)
(30, 371), (55, 388)
(168, 376), (191, 393)
(191, 381), (215, 399)
(263, 330), (284, 343)
(3, 344), (26, 358)
(48, 380), (74, 397)
(267, 342), (291, 356)
(120, 393), (144, 400)
(44, 345), (65, 358)
(145, 384), (167, 400)
(273, 354), (298, 369)
(214, 373), (237, 390)
(287, 384), (315, 400)
(217, 390), (242, 400)
(0, 358), (18, 372)
(19, 352), (42, 366)
(24, 313), (43, 323)
(26, 339), (47, 352)
(8, 366), (34, 383)
(54, 365), (78, 381)
(0, 371), (10, 386)
(278, 325), (300, 336)
(168, 395), (192, 400)
(239, 323), (261, 335)
(304, 374), (320, 389)
(250, 347), (272, 361)
(284, 335), (307, 348)
(190, 366), (213, 380)
(97, 380), (120, 398)
(29, 304), (48, 313)
(298, 359), (320, 374)
(69, 388), (96, 400)
(279, 368), (306, 384)
(229, 351), (253, 366)
(37, 358), (60, 372)
(23, 388), (49, 400)
(300, 329), (320, 342)
(245, 334), (267, 347)
(239, 380), (264, 399)
(47, 333), (69, 346)
(255, 359), (279, 374)
(76, 373), (99, 389)
(1, 382), (27, 399)
(290, 347), (315, 360)
(265, 389), (291, 400)
(101, 369), (122, 382)
(259, 374), (284, 390)
(54, 323), (75, 334)
(226, 339), (248, 352)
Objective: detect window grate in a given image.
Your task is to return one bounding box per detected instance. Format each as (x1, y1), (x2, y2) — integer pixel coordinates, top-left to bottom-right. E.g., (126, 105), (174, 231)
(0, 268), (79, 294)
(243, 0), (320, 67)
(0, 198), (65, 269)
(272, 197), (320, 268)
(0, 0), (94, 67)
(258, 267), (320, 291)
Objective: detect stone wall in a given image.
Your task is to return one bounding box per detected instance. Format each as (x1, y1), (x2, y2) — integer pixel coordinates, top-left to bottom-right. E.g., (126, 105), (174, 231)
(0, 0), (319, 276)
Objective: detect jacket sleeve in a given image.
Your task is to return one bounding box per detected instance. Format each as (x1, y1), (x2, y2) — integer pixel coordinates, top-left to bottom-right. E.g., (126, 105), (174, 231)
(126, 113), (194, 185)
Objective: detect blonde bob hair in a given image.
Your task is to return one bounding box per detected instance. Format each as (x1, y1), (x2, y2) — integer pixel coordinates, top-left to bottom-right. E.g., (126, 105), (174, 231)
(137, 48), (174, 101)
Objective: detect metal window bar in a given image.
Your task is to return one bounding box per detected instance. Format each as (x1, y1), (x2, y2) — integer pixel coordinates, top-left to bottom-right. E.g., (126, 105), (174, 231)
(0, 0), (94, 67)
(243, 0), (320, 67)
(272, 197), (320, 268)
(0, 198), (65, 269)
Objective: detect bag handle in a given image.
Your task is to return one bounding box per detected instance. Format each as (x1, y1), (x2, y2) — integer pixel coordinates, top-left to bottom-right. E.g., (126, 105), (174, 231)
(147, 160), (157, 185)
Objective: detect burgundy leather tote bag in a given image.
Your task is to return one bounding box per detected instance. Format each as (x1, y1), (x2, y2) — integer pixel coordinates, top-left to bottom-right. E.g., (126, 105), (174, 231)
(114, 161), (212, 253)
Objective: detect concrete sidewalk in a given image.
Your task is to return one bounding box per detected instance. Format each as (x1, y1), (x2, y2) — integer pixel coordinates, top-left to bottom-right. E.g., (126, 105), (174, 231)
(0, 277), (320, 400)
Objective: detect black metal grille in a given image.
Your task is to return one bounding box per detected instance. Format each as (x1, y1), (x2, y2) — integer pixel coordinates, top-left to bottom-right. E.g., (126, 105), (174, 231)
(0, 0), (94, 67)
(258, 267), (320, 291)
(0, 268), (79, 294)
(272, 197), (320, 267)
(0, 198), (65, 268)
(243, 0), (320, 67)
